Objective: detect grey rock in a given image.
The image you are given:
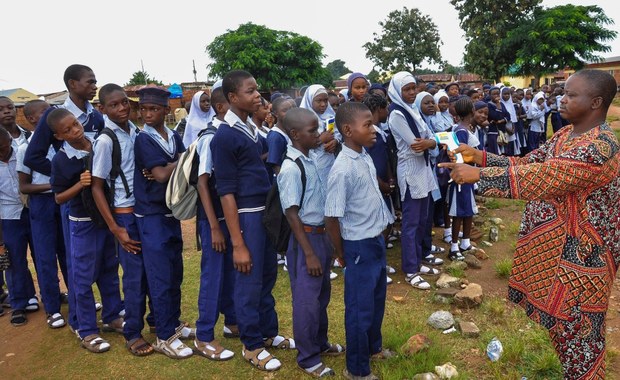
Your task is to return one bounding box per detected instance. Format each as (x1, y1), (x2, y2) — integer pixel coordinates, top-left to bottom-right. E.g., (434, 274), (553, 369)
(458, 321), (481, 338)
(436, 273), (461, 288)
(489, 226), (499, 242)
(455, 283), (484, 308)
(435, 287), (460, 297)
(427, 310), (455, 330)
(464, 254), (482, 269)
(489, 217), (503, 225)
(446, 261), (468, 272)
(480, 240), (493, 247)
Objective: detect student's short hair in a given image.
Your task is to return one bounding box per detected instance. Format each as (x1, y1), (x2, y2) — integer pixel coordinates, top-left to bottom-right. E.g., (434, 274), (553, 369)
(98, 83), (125, 105)
(63, 64), (93, 89)
(335, 102), (370, 134)
(222, 70), (253, 102)
(467, 89), (478, 98)
(272, 96), (294, 113)
(23, 99), (48, 118)
(361, 93), (387, 114)
(210, 87), (227, 107)
(281, 108), (317, 135)
(572, 69), (617, 109)
(0, 96), (13, 104)
(0, 127), (10, 142)
(46, 108), (73, 133)
(454, 96), (474, 118)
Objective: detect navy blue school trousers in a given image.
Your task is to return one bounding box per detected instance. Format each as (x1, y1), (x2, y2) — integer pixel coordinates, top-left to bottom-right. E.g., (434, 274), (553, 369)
(196, 219), (236, 342)
(70, 219), (123, 339)
(60, 202), (78, 330)
(137, 214), (183, 341)
(29, 193), (67, 315)
(286, 228), (332, 368)
(3, 209), (35, 310)
(421, 191), (434, 257)
(115, 213), (150, 341)
(401, 189), (430, 275)
(343, 236), (387, 377)
(235, 211), (278, 350)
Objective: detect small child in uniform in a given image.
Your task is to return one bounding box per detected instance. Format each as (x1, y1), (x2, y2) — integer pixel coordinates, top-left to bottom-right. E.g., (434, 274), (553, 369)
(325, 102), (394, 380)
(279, 107), (345, 378)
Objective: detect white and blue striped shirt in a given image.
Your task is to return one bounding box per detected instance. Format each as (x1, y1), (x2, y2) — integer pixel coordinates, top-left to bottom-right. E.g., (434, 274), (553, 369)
(277, 146), (325, 226)
(325, 144), (393, 241)
(0, 149), (23, 220)
(388, 109), (439, 200)
(91, 118), (138, 208)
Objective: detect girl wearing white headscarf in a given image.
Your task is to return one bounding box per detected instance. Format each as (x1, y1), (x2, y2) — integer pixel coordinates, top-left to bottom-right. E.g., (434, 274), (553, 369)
(387, 72), (440, 290)
(182, 90), (212, 147)
(527, 92), (546, 151)
(299, 84), (338, 183)
(430, 90), (454, 133)
(500, 87), (521, 156)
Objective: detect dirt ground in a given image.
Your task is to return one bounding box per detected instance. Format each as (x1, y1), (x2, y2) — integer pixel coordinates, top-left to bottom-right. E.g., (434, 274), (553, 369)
(2, 101), (620, 378)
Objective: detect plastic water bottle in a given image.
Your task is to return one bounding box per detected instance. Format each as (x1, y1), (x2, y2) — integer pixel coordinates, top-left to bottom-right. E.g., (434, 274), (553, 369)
(486, 337), (503, 362)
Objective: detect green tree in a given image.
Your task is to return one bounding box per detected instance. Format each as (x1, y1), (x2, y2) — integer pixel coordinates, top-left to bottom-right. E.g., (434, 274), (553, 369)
(206, 22), (330, 90)
(364, 7), (443, 75)
(125, 70), (163, 86)
(507, 4), (617, 85)
(451, 0), (542, 82)
(326, 59), (351, 81)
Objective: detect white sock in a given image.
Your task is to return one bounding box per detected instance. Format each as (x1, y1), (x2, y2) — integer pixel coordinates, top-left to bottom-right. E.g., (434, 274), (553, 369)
(451, 243), (459, 252)
(444, 228), (451, 236)
(460, 238), (471, 248)
(304, 363), (322, 373)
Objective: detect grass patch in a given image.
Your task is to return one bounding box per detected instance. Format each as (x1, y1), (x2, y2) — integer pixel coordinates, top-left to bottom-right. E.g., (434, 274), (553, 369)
(495, 259), (512, 278)
(446, 265), (465, 278)
(485, 198), (502, 209)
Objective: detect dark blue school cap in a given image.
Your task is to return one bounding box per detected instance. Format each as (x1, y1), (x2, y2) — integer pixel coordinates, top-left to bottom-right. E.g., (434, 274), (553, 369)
(137, 86), (170, 106)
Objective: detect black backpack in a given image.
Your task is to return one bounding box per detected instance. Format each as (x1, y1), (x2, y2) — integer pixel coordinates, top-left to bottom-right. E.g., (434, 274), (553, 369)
(263, 156), (306, 253)
(81, 127), (134, 228)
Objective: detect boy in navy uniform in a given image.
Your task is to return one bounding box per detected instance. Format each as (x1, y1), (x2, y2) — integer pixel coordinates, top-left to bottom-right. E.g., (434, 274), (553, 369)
(133, 86), (193, 359)
(0, 128), (36, 326)
(279, 108), (345, 377)
(49, 108), (123, 352)
(16, 100), (70, 328)
(91, 83), (155, 356)
(25, 64), (105, 333)
(325, 102), (394, 380)
(212, 70), (294, 372)
(194, 87), (236, 361)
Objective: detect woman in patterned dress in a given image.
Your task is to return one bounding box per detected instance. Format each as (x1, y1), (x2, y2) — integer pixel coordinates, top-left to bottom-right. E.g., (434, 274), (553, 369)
(439, 69), (620, 380)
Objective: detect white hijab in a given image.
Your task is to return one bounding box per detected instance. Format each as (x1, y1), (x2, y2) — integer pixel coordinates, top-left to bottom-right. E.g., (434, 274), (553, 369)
(500, 87), (518, 122)
(182, 91), (211, 146)
(414, 91), (434, 124)
(387, 71), (427, 131)
(299, 84), (335, 121)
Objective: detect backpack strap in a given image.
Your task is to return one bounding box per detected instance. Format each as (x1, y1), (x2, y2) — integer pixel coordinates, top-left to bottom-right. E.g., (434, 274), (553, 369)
(197, 124), (217, 139)
(284, 155), (307, 208)
(389, 103), (429, 165)
(99, 128), (131, 200)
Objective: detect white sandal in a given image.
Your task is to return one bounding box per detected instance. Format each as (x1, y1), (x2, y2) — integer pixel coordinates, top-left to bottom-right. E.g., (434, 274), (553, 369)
(406, 275), (431, 290)
(419, 265), (440, 276)
(154, 335), (193, 359)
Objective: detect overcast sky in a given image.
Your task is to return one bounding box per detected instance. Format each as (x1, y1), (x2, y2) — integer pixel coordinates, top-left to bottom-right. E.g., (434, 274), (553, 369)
(2, 0), (618, 94)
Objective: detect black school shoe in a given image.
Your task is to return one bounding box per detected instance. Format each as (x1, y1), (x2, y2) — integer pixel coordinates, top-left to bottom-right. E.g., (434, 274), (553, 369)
(11, 309), (27, 326)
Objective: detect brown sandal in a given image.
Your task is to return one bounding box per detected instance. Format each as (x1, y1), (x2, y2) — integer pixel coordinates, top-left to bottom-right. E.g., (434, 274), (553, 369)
(126, 336), (154, 357)
(298, 363), (335, 378)
(242, 346), (281, 371)
(264, 335), (295, 349)
(321, 342), (346, 356)
(193, 339), (234, 361)
(81, 334), (110, 353)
